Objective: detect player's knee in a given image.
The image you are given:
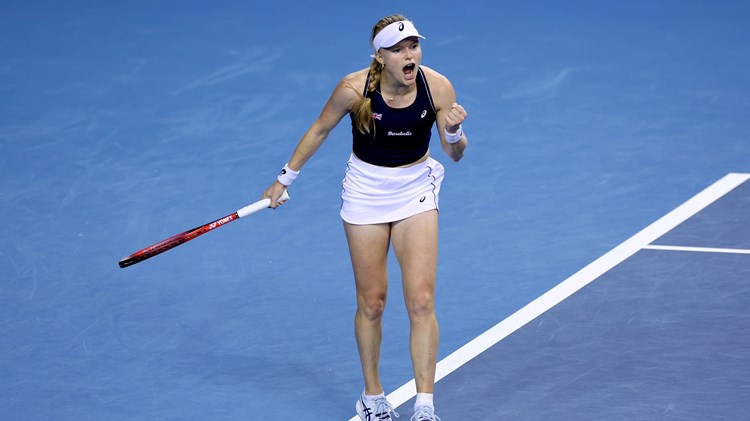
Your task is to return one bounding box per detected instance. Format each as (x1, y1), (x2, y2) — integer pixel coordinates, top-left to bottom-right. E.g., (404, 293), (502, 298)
(358, 294), (386, 321)
(406, 290), (434, 319)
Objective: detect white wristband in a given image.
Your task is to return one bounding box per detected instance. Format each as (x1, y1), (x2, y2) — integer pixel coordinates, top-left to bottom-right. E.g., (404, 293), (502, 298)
(445, 125), (463, 144)
(277, 163), (299, 186)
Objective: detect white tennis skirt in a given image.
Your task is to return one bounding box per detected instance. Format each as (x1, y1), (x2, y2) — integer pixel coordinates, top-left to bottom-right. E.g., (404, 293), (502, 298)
(340, 153), (445, 225)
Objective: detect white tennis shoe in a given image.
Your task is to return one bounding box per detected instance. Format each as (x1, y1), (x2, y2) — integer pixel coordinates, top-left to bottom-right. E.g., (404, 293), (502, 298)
(356, 395), (399, 420)
(410, 405), (441, 421)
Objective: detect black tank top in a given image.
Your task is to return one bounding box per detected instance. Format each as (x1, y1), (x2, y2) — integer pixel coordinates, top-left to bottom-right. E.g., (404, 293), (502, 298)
(351, 67), (437, 167)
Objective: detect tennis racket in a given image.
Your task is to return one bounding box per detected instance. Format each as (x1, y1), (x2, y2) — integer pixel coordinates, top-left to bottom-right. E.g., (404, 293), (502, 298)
(118, 190), (290, 268)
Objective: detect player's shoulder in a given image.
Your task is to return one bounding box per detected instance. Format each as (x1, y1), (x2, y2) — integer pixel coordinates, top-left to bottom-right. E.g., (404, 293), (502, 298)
(325, 68), (369, 108)
(339, 68), (370, 94)
(420, 65), (453, 92)
(420, 65), (454, 102)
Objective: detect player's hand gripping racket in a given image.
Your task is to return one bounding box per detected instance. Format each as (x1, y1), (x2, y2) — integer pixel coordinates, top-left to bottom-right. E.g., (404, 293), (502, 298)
(118, 190), (290, 268)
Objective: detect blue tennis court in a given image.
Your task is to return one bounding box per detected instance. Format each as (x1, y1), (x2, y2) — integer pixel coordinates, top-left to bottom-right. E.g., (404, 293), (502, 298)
(2, 1), (749, 420)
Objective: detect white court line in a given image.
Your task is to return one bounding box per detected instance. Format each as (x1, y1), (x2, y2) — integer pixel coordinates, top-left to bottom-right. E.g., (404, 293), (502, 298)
(643, 244), (750, 255)
(346, 172), (750, 420)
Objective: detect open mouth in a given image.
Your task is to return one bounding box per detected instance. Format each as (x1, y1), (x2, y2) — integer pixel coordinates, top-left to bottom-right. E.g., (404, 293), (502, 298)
(403, 63), (416, 77)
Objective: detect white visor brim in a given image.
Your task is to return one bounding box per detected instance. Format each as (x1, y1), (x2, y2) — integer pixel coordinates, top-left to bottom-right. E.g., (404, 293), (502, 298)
(371, 20), (425, 54)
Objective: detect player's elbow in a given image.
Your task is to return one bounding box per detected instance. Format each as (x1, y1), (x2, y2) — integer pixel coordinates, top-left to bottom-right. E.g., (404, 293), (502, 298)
(444, 142), (466, 162)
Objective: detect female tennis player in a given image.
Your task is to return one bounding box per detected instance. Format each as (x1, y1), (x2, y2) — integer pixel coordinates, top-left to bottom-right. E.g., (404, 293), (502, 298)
(263, 14), (467, 421)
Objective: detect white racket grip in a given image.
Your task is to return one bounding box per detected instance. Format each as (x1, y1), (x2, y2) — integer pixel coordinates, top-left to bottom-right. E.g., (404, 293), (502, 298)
(236, 190), (290, 218)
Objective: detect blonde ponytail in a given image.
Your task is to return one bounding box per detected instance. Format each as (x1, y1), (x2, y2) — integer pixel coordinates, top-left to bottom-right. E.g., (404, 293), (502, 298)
(352, 60), (382, 134)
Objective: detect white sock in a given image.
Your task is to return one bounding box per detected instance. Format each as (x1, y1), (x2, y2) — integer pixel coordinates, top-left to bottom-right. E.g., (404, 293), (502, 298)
(414, 392), (434, 410)
(363, 390), (385, 403)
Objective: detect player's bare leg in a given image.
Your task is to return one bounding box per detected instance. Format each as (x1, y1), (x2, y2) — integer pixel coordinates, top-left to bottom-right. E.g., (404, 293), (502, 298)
(344, 222), (391, 395)
(391, 210), (439, 394)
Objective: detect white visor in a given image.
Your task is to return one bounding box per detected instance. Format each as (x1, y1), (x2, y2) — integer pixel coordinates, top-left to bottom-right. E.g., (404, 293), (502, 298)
(371, 20), (425, 54)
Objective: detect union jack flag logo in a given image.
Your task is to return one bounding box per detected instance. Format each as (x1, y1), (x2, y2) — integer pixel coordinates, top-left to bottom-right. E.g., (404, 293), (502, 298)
(372, 112), (382, 120)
